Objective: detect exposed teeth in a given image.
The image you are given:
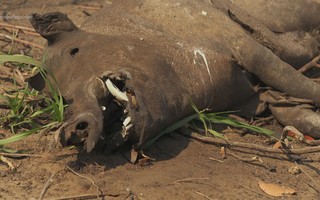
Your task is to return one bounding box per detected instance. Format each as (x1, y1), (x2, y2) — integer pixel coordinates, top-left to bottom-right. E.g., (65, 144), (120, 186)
(123, 116), (131, 126)
(105, 79), (129, 102)
(126, 124), (133, 131)
(101, 106), (106, 111)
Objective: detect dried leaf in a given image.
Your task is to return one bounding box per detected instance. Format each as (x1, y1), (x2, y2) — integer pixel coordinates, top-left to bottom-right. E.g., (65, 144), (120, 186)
(0, 156), (15, 170)
(272, 141), (282, 149)
(258, 181), (296, 197)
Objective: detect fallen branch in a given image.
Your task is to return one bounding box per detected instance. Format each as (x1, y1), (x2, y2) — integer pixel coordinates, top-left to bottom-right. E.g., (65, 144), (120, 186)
(179, 130), (320, 155)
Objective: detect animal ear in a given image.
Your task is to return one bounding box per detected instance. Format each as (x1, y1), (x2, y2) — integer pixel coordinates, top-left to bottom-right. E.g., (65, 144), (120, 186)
(27, 72), (46, 91)
(29, 12), (78, 45)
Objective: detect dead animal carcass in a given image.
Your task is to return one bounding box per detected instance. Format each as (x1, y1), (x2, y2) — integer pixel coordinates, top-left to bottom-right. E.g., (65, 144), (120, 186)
(28, 0), (320, 152)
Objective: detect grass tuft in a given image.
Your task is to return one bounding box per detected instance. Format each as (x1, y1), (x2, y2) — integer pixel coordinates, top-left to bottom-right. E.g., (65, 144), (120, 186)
(0, 54), (64, 146)
(142, 99), (275, 148)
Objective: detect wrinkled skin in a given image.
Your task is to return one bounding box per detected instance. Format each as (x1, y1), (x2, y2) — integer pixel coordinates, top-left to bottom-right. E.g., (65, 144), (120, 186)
(29, 0), (320, 152)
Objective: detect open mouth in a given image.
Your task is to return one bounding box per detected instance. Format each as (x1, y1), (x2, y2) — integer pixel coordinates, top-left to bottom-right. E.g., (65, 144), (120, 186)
(98, 71), (135, 151)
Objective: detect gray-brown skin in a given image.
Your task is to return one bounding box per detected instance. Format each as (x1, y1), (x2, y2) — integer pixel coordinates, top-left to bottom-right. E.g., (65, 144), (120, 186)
(29, 0), (320, 152)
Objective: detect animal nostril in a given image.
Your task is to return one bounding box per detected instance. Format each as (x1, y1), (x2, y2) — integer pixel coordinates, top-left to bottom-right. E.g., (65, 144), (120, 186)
(76, 122), (88, 130)
(70, 48), (79, 56)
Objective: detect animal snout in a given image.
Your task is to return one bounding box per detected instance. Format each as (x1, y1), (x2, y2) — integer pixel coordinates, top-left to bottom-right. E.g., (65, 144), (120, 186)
(60, 120), (90, 146)
(60, 112), (103, 152)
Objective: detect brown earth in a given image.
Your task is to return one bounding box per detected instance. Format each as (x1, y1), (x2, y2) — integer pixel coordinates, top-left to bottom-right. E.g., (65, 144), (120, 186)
(0, 1), (319, 199)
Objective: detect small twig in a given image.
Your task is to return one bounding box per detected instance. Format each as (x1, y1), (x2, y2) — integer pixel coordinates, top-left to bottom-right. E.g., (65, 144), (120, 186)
(195, 191), (214, 200)
(228, 114), (247, 122)
(227, 150), (263, 163)
(251, 116), (274, 126)
(66, 166), (103, 199)
(172, 178), (209, 184)
(295, 162), (320, 192)
(0, 22), (36, 32)
(0, 33), (44, 49)
(209, 157), (224, 163)
(49, 193), (114, 200)
(38, 173), (55, 200)
(77, 5), (103, 10)
(2, 27), (40, 36)
(179, 130), (320, 154)
(0, 152), (43, 158)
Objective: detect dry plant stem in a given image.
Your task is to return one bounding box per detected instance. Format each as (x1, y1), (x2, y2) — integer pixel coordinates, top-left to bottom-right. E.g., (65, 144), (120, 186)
(49, 193), (109, 200)
(38, 173), (55, 200)
(194, 191), (215, 200)
(13, 68), (26, 87)
(3, 27), (40, 36)
(227, 150), (263, 163)
(66, 166), (103, 199)
(171, 178), (209, 185)
(0, 33), (44, 49)
(228, 114), (247, 122)
(0, 152), (43, 158)
(179, 131), (320, 154)
(0, 65), (12, 78)
(0, 22), (36, 32)
(77, 5), (103, 10)
(209, 157), (224, 163)
(295, 162), (320, 192)
(298, 55), (320, 73)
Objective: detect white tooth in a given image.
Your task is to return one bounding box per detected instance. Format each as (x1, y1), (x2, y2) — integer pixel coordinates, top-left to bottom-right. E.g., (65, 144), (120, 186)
(123, 117), (131, 126)
(126, 124), (133, 131)
(105, 79), (129, 102)
(101, 106), (106, 111)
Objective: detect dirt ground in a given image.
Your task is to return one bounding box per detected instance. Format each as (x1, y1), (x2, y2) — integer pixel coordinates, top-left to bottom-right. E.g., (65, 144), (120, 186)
(0, 1), (319, 199)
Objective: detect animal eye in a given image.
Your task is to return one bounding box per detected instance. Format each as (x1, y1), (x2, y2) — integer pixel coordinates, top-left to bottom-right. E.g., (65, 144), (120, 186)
(69, 48), (79, 56)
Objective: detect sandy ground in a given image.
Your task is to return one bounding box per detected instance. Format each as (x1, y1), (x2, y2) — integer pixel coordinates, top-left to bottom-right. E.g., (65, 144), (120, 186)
(0, 1), (319, 199)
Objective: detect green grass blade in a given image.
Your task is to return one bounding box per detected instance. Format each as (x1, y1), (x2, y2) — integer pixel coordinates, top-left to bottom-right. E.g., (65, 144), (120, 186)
(190, 100), (209, 133)
(0, 54), (41, 66)
(208, 129), (225, 140)
(0, 128), (40, 145)
(206, 114), (274, 136)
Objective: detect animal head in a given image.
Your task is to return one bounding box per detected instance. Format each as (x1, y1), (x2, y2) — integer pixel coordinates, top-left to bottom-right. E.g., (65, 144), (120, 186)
(28, 12), (144, 152)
